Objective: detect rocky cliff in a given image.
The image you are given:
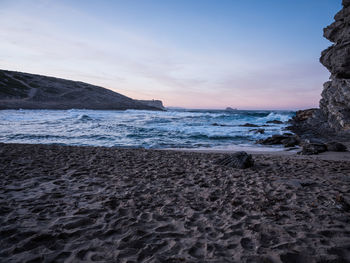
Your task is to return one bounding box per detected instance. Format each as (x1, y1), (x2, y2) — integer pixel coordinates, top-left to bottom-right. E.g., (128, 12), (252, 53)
(0, 70), (163, 111)
(319, 0), (350, 132)
(290, 0), (350, 140)
(136, 100), (165, 110)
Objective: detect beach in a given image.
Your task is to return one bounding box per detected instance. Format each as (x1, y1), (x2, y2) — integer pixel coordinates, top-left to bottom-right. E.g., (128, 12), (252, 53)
(1, 143), (349, 262)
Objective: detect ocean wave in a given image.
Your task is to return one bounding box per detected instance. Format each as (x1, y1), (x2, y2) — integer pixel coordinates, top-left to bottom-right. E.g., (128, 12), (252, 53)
(258, 112), (293, 122)
(0, 109), (295, 149)
(77, 114), (94, 121)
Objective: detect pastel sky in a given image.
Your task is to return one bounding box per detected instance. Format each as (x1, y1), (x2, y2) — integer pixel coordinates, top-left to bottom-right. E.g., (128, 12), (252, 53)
(0, 0), (342, 109)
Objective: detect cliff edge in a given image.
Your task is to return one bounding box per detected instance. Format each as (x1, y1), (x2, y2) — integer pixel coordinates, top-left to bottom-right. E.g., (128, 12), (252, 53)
(0, 70), (164, 111)
(290, 0), (350, 141)
(136, 100), (165, 110)
(319, 0), (350, 131)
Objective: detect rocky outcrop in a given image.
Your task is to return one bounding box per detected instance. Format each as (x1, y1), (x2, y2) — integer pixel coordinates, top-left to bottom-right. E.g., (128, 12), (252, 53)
(256, 134), (300, 148)
(319, 0), (350, 132)
(289, 1), (350, 145)
(136, 100), (165, 110)
(0, 69), (163, 111)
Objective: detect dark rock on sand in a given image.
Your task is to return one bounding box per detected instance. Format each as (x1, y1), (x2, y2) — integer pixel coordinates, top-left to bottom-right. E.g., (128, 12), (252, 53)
(256, 134), (300, 147)
(300, 143), (327, 155)
(326, 141), (347, 152)
(281, 136), (300, 147)
(0, 69), (164, 110)
(214, 151), (254, 169)
(266, 120), (283, 124)
(256, 135), (289, 145)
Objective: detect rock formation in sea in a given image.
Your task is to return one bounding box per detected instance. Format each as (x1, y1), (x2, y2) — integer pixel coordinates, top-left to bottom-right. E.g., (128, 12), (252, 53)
(136, 99), (165, 110)
(290, 0), (350, 141)
(0, 69), (165, 111)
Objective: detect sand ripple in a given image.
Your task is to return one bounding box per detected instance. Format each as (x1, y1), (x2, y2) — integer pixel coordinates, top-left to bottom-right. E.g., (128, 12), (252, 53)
(0, 143), (350, 262)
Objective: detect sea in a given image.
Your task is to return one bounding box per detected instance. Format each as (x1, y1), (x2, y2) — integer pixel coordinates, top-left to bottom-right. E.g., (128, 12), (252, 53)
(0, 109), (295, 151)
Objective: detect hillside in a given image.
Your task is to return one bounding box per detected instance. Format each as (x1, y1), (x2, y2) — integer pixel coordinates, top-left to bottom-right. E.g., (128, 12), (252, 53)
(0, 70), (164, 110)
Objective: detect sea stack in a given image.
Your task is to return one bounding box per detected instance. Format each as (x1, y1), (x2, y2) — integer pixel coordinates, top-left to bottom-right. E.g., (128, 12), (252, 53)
(319, 0), (350, 132)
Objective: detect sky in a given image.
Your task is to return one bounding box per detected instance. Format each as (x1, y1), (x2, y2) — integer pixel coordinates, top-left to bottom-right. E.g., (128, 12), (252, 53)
(0, 0), (342, 110)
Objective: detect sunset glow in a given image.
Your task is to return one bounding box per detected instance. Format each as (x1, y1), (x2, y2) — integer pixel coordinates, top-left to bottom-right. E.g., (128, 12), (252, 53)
(0, 0), (341, 109)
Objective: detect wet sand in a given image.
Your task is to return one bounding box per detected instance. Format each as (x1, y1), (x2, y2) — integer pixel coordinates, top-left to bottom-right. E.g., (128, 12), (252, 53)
(0, 143), (350, 262)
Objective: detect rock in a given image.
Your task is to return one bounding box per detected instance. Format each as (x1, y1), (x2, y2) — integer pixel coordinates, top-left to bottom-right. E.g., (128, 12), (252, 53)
(256, 134), (289, 145)
(136, 100), (165, 110)
(257, 134), (300, 147)
(304, 138), (326, 144)
(300, 143), (327, 155)
(319, 79), (350, 131)
(281, 136), (300, 147)
(326, 141), (347, 152)
(212, 123), (228, 127)
(292, 109), (318, 122)
(318, 2), (350, 131)
(344, 0), (350, 8)
(249, 129), (265, 134)
(266, 120), (283, 124)
(239, 123), (260, 127)
(214, 152), (254, 169)
(288, 1), (350, 142)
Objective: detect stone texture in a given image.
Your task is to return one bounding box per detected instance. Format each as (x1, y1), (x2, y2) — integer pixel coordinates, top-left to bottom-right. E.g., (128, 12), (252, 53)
(326, 141), (347, 152)
(214, 152), (254, 169)
(319, 2), (350, 132)
(256, 134), (300, 148)
(300, 143), (327, 155)
(343, 0), (350, 8)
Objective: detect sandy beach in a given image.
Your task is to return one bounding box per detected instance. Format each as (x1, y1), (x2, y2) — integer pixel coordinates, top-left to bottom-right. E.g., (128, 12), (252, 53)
(0, 143), (349, 262)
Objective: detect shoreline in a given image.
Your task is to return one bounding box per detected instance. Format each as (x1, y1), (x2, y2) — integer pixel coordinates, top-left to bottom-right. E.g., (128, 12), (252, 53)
(1, 142), (350, 262)
(165, 147), (350, 162)
(2, 141), (350, 161)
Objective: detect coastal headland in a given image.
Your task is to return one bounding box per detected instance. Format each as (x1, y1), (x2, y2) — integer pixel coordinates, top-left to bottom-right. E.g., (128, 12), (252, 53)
(0, 69), (164, 111)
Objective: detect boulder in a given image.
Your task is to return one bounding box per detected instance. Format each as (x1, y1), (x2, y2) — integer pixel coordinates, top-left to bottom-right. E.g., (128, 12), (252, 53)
(256, 134), (290, 145)
(300, 143), (327, 155)
(256, 133), (301, 147)
(214, 152), (254, 169)
(281, 136), (300, 147)
(326, 141), (347, 152)
(292, 109), (318, 122)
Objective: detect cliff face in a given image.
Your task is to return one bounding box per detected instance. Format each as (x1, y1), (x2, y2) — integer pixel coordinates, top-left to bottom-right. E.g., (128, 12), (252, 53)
(0, 70), (163, 111)
(319, 0), (350, 131)
(136, 100), (165, 110)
